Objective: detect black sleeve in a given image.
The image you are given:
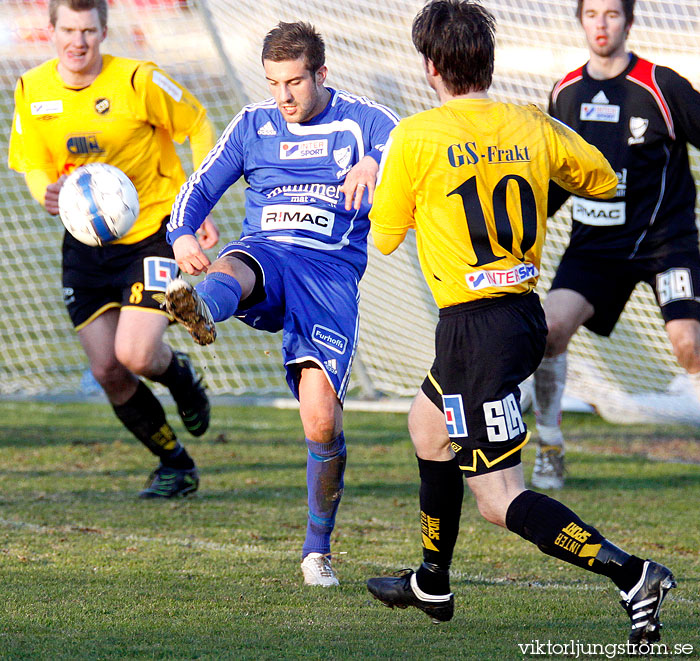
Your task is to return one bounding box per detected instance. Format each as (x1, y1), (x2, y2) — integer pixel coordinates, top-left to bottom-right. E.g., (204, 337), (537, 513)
(547, 181), (572, 217)
(656, 66), (700, 150)
(546, 86), (572, 217)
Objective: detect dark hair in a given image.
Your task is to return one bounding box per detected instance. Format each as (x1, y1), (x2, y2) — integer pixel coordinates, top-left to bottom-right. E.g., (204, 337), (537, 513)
(49, 0), (108, 28)
(576, 0), (635, 26)
(261, 21), (325, 73)
(412, 0), (495, 95)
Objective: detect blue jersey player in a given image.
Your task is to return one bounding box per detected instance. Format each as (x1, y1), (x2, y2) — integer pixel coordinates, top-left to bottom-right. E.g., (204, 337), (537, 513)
(165, 21), (399, 586)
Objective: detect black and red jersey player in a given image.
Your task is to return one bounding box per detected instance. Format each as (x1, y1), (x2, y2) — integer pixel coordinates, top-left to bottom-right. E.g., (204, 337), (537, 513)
(531, 0), (700, 491)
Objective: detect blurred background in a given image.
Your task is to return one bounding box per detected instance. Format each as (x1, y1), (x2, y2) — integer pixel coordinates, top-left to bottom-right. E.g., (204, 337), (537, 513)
(0, 0), (698, 423)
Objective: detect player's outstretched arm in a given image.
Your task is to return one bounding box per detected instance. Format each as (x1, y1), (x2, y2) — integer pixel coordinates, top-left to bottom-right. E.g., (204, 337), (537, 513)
(546, 114), (617, 199)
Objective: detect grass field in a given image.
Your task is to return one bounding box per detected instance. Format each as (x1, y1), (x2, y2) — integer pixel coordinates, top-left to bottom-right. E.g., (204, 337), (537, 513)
(1, 400), (699, 660)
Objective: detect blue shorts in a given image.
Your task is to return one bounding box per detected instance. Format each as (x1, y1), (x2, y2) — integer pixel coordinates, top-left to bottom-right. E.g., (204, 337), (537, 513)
(219, 237), (360, 401)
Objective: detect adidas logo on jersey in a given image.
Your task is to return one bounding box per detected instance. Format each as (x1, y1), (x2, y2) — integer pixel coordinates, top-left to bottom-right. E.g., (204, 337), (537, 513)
(324, 359), (338, 374)
(257, 121), (276, 136)
(591, 90), (609, 104)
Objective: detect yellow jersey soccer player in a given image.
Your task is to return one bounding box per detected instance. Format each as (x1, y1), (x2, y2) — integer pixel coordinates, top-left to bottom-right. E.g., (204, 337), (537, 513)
(366, 0), (675, 646)
(8, 0), (218, 498)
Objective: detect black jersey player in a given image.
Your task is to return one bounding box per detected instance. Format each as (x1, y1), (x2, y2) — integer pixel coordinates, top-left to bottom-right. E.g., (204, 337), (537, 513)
(531, 0), (700, 490)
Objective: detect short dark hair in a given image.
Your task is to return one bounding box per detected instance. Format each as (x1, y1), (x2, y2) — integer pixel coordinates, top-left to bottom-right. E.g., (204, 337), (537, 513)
(412, 0), (495, 95)
(576, 0), (635, 26)
(49, 0), (108, 28)
(261, 22), (325, 73)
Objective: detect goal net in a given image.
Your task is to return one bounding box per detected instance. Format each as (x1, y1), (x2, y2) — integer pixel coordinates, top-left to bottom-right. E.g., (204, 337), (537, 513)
(1, 0), (699, 423)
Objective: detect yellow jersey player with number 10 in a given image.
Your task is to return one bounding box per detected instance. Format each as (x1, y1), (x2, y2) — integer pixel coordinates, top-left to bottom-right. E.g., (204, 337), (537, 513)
(366, 1), (676, 648)
(8, 0), (219, 499)
(371, 101), (616, 307)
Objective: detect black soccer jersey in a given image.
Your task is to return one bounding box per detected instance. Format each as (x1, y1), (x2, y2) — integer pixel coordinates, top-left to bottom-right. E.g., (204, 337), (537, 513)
(548, 54), (700, 259)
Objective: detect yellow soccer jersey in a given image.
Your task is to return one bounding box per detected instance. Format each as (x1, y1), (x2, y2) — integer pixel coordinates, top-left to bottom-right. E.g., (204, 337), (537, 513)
(8, 54), (214, 244)
(370, 98), (617, 308)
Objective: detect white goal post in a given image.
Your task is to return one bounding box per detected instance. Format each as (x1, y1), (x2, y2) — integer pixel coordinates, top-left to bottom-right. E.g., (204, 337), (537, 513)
(1, 0), (699, 423)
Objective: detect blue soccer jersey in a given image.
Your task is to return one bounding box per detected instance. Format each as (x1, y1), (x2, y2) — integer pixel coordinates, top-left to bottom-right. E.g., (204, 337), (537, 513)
(167, 89), (399, 276)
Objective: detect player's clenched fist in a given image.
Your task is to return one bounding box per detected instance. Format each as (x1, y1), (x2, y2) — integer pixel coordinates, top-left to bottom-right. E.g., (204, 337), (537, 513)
(173, 233), (211, 275)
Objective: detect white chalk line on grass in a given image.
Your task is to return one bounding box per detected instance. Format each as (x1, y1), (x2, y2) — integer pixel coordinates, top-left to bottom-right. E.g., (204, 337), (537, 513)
(0, 516), (616, 591)
(0, 516), (282, 557)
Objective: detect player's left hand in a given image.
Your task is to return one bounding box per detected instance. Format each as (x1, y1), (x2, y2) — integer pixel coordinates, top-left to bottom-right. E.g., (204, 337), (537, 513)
(196, 216), (219, 250)
(44, 175), (68, 215)
(173, 233), (211, 276)
(341, 155), (379, 211)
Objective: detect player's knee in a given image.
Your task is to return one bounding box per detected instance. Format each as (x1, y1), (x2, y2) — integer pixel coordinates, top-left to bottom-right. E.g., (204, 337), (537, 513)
(209, 256), (256, 298)
(544, 319), (573, 357)
(407, 406), (451, 458)
(303, 413), (339, 444)
(89, 359), (130, 391)
(474, 496), (506, 527)
(114, 343), (154, 377)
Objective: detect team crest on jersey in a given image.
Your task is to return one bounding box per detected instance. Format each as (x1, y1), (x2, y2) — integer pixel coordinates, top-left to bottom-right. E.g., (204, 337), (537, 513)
(442, 394), (468, 438)
(333, 146), (352, 178)
(94, 98), (110, 115)
(628, 117), (649, 145)
(279, 140), (328, 160)
(143, 257), (178, 291)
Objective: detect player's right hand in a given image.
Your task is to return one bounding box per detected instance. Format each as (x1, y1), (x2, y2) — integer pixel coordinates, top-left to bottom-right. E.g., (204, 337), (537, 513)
(44, 175), (67, 215)
(173, 233), (211, 276)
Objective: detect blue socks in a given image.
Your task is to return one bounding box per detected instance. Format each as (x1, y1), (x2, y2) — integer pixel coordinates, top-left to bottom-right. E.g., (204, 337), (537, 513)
(302, 433), (347, 558)
(194, 271), (242, 322)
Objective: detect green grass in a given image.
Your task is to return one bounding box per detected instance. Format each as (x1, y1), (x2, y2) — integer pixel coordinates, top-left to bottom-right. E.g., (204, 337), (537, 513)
(1, 402), (699, 660)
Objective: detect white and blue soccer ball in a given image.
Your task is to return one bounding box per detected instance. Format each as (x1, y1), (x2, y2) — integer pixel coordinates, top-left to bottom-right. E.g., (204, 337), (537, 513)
(58, 163), (139, 247)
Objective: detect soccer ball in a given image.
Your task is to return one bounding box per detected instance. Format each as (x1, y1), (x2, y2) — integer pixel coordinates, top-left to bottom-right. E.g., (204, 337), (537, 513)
(58, 163), (139, 247)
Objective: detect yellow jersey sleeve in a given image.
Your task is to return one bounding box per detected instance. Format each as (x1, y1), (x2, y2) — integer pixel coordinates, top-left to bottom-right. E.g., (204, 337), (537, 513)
(135, 63), (215, 168)
(368, 99), (618, 308)
(370, 126), (415, 253)
(8, 78), (58, 180)
(545, 113), (617, 199)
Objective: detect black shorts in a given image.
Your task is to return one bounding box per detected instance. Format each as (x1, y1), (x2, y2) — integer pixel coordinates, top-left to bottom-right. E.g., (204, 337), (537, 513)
(550, 249), (700, 336)
(62, 222), (179, 330)
(421, 292), (547, 476)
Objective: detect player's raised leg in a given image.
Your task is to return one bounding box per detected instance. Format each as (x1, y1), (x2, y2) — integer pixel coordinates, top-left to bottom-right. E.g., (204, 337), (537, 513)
(78, 310), (198, 497)
(165, 255), (257, 345)
(298, 365), (345, 587)
(532, 288), (594, 489)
